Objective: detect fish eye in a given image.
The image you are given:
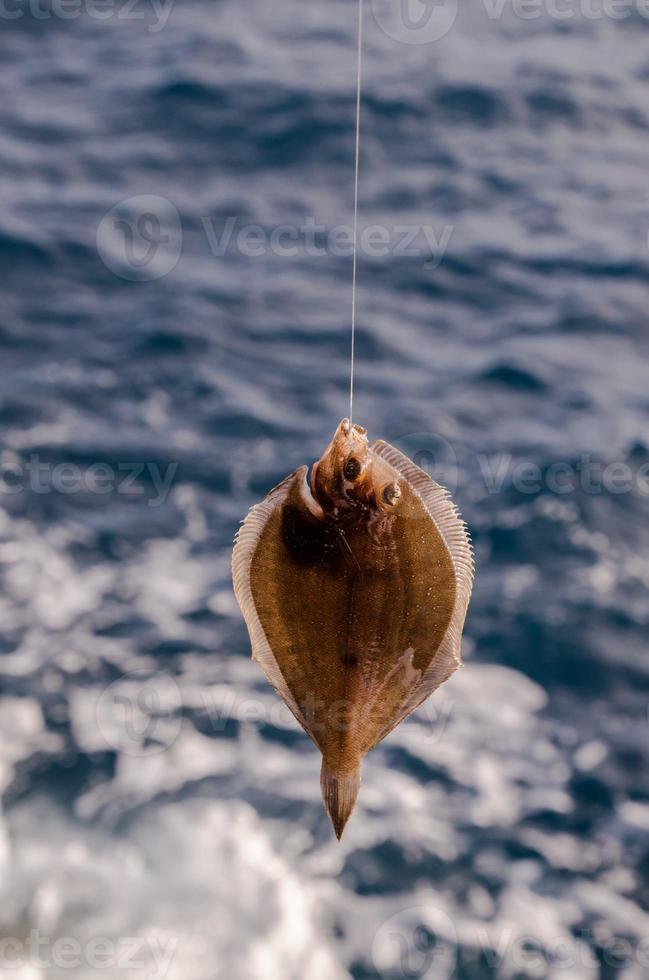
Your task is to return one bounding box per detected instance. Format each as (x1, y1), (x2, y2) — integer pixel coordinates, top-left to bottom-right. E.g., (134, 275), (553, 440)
(382, 482), (401, 506)
(344, 457), (362, 481)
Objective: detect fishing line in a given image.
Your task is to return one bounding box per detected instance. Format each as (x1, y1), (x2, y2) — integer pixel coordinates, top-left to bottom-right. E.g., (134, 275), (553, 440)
(349, 0), (364, 426)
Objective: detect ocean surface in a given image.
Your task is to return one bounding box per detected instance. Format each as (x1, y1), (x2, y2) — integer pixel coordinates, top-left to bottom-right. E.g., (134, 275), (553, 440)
(1, 1), (649, 977)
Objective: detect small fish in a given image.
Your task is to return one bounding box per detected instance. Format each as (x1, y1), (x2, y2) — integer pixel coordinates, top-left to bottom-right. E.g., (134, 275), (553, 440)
(232, 419), (474, 838)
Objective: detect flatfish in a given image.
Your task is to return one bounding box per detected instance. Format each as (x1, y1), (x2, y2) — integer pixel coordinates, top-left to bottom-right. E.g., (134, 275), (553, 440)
(232, 419), (474, 838)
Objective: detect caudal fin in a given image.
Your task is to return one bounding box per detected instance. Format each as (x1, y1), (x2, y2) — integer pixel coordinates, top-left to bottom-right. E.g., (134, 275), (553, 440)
(320, 758), (361, 840)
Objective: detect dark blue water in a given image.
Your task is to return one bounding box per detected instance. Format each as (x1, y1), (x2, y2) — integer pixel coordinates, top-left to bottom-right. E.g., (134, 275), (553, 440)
(1, 2), (649, 978)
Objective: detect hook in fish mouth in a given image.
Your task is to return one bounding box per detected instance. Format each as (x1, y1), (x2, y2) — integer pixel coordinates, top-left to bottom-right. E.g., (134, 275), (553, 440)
(340, 418), (367, 437)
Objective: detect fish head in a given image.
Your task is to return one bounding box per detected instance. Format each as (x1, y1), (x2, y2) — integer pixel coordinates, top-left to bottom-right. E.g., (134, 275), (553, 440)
(311, 419), (403, 518)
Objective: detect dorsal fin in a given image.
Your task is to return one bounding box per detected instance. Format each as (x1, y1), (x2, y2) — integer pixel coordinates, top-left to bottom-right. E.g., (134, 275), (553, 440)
(232, 467), (314, 738)
(370, 440), (474, 740)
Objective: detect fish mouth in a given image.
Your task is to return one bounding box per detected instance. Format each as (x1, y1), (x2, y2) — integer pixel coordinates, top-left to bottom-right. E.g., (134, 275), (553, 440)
(339, 418), (367, 437)
(310, 420), (371, 513)
(310, 459), (357, 517)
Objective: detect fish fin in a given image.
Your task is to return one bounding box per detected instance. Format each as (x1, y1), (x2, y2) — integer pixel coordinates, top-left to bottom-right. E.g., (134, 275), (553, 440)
(232, 466), (313, 738)
(370, 440), (475, 739)
(320, 758), (361, 840)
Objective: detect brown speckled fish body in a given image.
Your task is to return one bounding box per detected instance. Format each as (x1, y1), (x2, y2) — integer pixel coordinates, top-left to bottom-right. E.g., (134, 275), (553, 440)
(232, 420), (474, 838)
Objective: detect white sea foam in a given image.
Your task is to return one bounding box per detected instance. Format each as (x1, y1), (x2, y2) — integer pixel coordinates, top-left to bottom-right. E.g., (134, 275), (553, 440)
(0, 799), (347, 980)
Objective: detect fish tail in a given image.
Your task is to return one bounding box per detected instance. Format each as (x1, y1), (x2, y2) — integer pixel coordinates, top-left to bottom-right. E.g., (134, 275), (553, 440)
(320, 757), (361, 840)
